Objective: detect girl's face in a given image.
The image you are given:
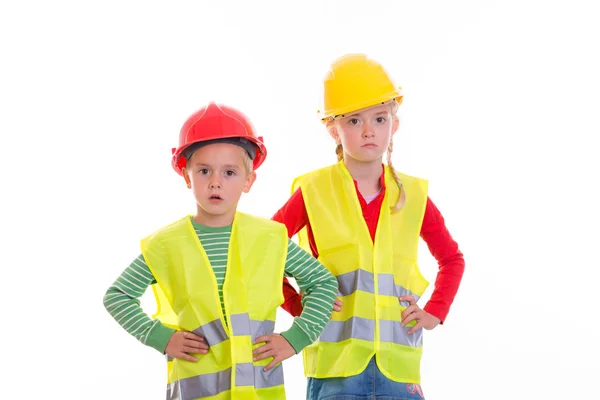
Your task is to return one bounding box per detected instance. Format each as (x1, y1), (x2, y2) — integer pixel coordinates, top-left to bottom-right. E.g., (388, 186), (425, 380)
(329, 103), (399, 163)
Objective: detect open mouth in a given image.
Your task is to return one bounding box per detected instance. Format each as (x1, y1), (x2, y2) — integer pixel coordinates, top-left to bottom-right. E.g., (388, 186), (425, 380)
(209, 195), (223, 201)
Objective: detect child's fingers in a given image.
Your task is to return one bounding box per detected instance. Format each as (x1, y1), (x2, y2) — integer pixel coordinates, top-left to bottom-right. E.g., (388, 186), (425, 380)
(253, 349), (275, 362)
(399, 295), (416, 306)
(183, 332), (205, 342)
(185, 340), (210, 351)
(183, 346), (208, 355)
(263, 357), (280, 372)
(408, 320), (424, 335)
(176, 352), (198, 362)
(333, 298), (343, 311)
(253, 335), (272, 345)
(401, 309), (420, 327)
(252, 342), (271, 357)
(401, 305), (419, 320)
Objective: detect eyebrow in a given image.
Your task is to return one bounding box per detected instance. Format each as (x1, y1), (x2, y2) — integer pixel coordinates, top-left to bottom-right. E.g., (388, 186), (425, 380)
(192, 163), (241, 169)
(346, 110), (389, 118)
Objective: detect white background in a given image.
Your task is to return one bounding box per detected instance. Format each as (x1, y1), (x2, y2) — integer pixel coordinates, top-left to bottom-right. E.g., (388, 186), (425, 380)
(1, 1), (599, 399)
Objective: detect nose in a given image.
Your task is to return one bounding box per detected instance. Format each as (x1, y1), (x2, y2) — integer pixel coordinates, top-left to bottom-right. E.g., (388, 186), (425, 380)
(362, 122), (375, 138)
(209, 175), (221, 189)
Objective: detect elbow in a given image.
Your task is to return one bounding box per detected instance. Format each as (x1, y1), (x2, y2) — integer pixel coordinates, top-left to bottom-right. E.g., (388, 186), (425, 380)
(102, 288), (116, 312)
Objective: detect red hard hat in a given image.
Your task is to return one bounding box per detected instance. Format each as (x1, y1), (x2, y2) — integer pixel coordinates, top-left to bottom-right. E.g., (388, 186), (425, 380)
(171, 102), (267, 175)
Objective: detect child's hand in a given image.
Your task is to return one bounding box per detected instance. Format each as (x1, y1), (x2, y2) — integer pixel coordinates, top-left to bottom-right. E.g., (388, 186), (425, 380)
(165, 331), (209, 362)
(399, 295), (441, 335)
(333, 298), (343, 312)
(252, 333), (296, 371)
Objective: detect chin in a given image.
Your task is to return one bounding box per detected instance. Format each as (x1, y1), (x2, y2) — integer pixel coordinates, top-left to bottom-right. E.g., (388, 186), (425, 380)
(201, 205), (228, 215)
(349, 155), (384, 163)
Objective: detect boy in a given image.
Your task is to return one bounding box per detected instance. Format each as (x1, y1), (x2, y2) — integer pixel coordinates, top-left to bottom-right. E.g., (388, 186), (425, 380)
(104, 102), (338, 399)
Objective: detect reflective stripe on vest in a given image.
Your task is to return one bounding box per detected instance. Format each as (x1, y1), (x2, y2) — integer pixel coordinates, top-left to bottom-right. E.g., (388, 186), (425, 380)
(193, 314), (276, 346)
(167, 363), (285, 400)
(336, 269), (421, 304)
(319, 317), (423, 347)
(321, 269), (424, 347)
(142, 212), (287, 399)
(293, 162), (428, 384)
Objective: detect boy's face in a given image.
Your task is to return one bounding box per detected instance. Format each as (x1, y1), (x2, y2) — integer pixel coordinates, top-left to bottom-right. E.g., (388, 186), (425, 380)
(329, 103), (399, 163)
(183, 142), (256, 226)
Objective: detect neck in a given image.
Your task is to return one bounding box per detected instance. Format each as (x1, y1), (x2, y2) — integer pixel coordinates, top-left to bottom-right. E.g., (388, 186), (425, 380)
(343, 155), (383, 196)
(193, 208), (235, 228)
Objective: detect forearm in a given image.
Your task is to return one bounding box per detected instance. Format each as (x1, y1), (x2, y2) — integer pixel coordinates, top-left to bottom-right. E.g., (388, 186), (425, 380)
(103, 255), (175, 353)
(420, 197), (466, 323)
(280, 277), (303, 317)
(280, 242), (338, 352)
(423, 251), (465, 323)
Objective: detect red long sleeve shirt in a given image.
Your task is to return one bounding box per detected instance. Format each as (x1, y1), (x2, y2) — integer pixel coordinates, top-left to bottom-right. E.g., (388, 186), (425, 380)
(274, 171), (464, 323)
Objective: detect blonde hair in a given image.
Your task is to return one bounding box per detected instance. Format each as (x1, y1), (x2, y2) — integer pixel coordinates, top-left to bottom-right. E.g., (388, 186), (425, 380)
(184, 145), (254, 174)
(241, 149), (254, 174)
(329, 100), (405, 212)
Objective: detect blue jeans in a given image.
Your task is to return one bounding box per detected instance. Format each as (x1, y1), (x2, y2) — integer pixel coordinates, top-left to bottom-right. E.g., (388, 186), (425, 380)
(306, 356), (425, 400)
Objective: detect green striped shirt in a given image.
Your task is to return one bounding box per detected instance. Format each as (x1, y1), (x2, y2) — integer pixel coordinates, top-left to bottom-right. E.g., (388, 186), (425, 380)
(103, 217), (338, 354)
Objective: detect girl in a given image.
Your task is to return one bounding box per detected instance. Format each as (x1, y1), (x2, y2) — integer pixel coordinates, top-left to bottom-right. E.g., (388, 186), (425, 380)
(274, 54), (465, 400)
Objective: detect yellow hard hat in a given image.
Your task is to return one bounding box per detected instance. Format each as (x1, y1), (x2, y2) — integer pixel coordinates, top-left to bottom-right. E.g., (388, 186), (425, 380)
(319, 54), (403, 122)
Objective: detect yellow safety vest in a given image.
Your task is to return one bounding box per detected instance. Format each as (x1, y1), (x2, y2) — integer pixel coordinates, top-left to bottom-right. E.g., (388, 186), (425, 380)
(292, 162), (429, 383)
(141, 212), (288, 400)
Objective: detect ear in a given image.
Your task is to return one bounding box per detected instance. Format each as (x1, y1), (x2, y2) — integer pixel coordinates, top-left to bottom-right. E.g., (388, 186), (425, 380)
(391, 115), (400, 137)
(182, 167), (192, 188)
(242, 171), (257, 193)
(327, 124), (340, 143)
